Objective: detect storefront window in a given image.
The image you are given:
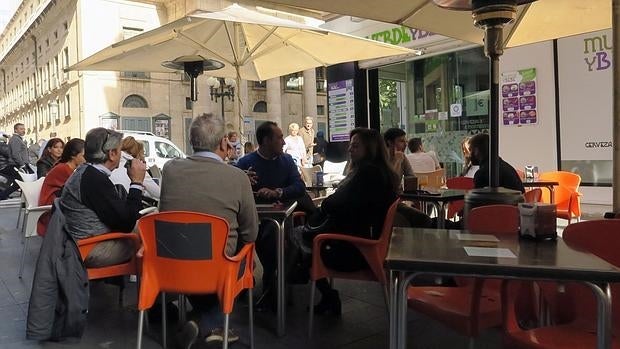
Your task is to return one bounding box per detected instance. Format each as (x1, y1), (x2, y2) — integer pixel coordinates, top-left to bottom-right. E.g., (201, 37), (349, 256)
(377, 47), (490, 178)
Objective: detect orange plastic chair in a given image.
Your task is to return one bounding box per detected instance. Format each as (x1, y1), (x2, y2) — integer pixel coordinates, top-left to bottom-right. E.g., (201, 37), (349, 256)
(502, 219), (620, 349)
(136, 211), (255, 349)
(307, 199), (400, 336)
(77, 232), (141, 305)
(445, 176), (475, 220)
(407, 205), (519, 342)
(538, 171), (582, 223)
(523, 188), (542, 203)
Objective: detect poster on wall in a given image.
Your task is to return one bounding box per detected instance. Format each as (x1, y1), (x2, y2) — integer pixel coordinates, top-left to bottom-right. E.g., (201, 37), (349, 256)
(500, 68), (537, 126)
(153, 119), (170, 139)
(328, 79), (355, 142)
(243, 117), (256, 145)
(557, 29), (613, 185)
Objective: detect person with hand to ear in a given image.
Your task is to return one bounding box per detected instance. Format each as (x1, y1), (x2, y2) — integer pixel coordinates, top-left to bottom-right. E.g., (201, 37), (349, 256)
(60, 128), (146, 268)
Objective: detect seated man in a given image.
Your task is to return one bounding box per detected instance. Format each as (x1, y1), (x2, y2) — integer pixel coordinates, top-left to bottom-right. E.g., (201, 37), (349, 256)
(468, 133), (525, 193)
(159, 113), (258, 346)
(61, 128), (146, 268)
(236, 121), (308, 306)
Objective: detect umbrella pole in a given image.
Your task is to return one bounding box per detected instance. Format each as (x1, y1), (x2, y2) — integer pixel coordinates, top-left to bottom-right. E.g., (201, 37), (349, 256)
(613, 0), (620, 213)
(484, 26), (504, 188)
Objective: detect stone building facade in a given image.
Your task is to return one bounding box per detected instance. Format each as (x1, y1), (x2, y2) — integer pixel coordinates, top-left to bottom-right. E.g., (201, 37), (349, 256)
(0, 0), (328, 153)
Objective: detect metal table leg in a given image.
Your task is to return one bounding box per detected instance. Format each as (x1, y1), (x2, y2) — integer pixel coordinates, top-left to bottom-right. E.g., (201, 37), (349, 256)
(432, 202), (445, 229)
(586, 282), (612, 349)
(547, 185), (555, 203)
(397, 272), (418, 349)
(263, 217), (286, 337)
(388, 270), (398, 349)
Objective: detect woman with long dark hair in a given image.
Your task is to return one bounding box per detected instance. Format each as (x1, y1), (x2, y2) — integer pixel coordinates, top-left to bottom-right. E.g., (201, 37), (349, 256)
(36, 138), (65, 178)
(37, 138), (85, 235)
(295, 127), (399, 316)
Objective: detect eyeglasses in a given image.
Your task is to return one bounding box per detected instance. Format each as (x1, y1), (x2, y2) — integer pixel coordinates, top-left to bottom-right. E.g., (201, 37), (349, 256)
(101, 130), (111, 155)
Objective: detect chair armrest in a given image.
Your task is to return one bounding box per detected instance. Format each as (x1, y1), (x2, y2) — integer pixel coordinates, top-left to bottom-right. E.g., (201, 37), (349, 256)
(77, 232), (140, 246)
(312, 233), (378, 250)
(26, 204), (52, 212)
(77, 232), (140, 262)
(227, 243), (255, 263)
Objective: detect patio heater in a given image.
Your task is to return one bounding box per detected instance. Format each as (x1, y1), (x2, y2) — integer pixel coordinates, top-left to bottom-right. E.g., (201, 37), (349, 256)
(161, 55), (225, 101)
(432, 0), (535, 213)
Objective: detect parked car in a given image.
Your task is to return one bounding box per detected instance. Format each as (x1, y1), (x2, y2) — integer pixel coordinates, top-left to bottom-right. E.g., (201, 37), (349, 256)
(117, 130), (186, 170)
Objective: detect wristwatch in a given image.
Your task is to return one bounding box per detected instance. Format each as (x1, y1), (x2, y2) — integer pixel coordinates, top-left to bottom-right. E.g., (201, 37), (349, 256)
(275, 188), (283, 198)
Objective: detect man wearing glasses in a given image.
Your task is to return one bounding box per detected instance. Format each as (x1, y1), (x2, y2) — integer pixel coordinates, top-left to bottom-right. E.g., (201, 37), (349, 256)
(60, 128), (147, 267)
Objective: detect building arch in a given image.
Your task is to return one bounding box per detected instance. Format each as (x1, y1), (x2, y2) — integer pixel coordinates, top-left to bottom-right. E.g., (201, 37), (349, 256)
(253, 100), (267, 113)
(122, 94), (148, 108)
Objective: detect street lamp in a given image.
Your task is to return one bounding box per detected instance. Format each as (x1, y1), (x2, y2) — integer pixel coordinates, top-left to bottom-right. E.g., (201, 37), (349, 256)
(206, 77), (236, 122)
(49, 100), (59, 122)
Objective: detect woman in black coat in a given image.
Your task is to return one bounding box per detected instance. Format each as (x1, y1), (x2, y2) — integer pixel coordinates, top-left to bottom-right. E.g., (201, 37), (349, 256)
(296, 127), (399, 316)
(36, 138), (64, 178)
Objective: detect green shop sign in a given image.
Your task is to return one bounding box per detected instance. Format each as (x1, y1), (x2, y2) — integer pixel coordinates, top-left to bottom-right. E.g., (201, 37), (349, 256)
(366, 27), (435, 46)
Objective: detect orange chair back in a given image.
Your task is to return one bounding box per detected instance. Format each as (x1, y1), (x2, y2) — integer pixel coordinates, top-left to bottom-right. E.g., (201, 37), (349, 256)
(566, 220), (620, 323)
(446, 177), (474, 219)
(523, 188), (542, 203)
(467, 204), (520, 235)
(539, 171), (582, 218)
(137, 211), (254, 313)
(534, 220), (620, 328)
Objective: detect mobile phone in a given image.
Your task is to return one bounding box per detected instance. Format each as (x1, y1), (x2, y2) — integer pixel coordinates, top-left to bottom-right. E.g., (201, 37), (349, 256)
(124, 159), (132, 170)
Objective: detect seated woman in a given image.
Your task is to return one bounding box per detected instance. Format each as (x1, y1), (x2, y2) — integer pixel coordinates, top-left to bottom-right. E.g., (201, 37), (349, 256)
(294, 128), (398, 316)
(36, 138), (65, 178)
(383, 128), (432, 228)
(37, 138), (85, 235)
(110, 136), (160, 200)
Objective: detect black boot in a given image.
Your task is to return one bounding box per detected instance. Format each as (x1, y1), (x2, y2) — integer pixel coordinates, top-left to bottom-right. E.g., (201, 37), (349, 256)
(313, 289), (341, 316)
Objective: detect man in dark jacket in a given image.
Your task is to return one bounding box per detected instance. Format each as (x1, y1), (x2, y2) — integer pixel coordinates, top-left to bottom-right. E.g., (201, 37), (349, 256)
(469, 133), (525, 193)
(0, 123), (30, 199)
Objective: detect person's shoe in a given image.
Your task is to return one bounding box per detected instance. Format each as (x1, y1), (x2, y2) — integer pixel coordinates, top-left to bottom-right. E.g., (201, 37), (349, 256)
(178, 320), (199, 349)
(313, 289), (341, 316)
(205, 328), (240, 344)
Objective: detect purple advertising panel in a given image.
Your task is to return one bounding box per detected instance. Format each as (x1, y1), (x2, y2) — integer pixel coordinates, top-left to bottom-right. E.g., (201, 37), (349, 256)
(501, 68), (538, 126)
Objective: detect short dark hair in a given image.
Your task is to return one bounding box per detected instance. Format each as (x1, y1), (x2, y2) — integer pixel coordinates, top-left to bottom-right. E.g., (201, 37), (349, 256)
(13, 123), (24, 131)
(383, 128), (406, 145)
(256, 121), (278, 145)
(407, 138), (423, 153)
(469, 133), (489, 160)
(60, 138), (85, 163)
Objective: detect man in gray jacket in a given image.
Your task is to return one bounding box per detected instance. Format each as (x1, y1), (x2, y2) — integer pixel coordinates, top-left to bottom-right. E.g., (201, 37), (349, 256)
(0, 123), (31, 199)
(159, 113), (258, 347)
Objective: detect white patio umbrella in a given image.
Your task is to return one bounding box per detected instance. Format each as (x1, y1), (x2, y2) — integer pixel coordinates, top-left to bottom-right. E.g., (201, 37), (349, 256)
(251, 0), (610, 49)
(68, 4), (411, 129)
(254, 0), (620, 213)
(68, 4), (411, 83)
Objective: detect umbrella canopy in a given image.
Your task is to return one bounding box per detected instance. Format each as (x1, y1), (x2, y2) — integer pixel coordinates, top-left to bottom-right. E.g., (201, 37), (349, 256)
(67, 4), (412, 81)
(252, 0), (611, 49)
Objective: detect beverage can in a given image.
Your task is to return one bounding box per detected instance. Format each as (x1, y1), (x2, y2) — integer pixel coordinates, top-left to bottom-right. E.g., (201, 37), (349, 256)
(315, 172), (324, 186)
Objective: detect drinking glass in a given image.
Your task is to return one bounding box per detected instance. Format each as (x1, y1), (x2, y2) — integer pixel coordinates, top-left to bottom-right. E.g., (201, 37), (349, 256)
(418, 175), (429, 190)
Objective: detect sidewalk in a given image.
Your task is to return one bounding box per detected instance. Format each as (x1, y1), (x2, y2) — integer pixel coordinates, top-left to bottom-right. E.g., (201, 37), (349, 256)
(0, 205), (504, 349)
